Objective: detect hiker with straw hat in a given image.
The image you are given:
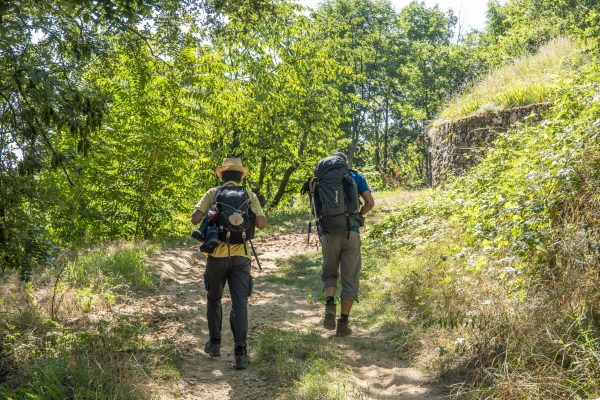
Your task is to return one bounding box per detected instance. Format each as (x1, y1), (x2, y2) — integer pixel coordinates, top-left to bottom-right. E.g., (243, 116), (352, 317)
(215, 157), (248, 179)
(191, 156), (267, 370)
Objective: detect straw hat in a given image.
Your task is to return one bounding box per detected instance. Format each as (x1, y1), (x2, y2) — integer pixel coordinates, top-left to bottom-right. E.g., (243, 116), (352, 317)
(216, 157), (248, 178)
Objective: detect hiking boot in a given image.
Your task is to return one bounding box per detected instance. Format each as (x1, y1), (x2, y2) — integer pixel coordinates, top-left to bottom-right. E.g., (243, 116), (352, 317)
(234, 347), (249, 370)
(204, 341), (221, 357)
(235, 354), (249, 370)
(323, 303), (336, 330)
(335, 318), (352, 337)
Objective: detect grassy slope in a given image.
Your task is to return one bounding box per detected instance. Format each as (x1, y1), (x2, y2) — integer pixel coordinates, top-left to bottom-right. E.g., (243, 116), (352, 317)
(435, 38), (587, 124)
(0, 242), (182, 399)
(365, 57), (600, 397)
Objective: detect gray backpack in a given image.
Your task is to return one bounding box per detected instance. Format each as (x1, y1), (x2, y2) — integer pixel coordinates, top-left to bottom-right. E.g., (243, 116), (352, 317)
(308, 155), (361, 234)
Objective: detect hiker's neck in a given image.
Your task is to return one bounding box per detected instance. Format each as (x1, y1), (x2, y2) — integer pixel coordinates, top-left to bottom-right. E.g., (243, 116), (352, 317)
(222, 180), (242, 186)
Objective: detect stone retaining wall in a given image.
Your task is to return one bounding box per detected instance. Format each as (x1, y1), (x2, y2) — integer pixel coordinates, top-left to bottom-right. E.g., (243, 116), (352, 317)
(429, 103), (552, 187)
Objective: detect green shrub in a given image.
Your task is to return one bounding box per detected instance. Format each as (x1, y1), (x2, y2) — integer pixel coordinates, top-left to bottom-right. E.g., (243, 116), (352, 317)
(363, 63), (600, 397)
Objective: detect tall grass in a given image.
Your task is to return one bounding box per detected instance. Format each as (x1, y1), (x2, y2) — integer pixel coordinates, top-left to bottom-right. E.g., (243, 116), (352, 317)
(365, 62), (600, 398)
(65, 242), (158, 291)
(436, 38), (586, 123)
(0, 239), (179, 399)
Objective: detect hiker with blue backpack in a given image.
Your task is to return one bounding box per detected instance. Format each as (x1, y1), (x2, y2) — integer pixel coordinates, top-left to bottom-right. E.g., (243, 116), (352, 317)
(302, 152), (375, 336)
(191, 157), (266, 370)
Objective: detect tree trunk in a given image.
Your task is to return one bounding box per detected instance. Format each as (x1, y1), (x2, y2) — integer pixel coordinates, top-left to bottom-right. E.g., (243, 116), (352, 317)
(258, 156), (267, 188)
(374, 112), (380, 170)
(270, 130), (308, 208)
(347, 113), (363, 170)
(0, 183), (5, 274)
(270, 165), (296, 208)
(253, 156), (267, 206)
(383, 98), (389, 171)
(347, 142), (354, 169)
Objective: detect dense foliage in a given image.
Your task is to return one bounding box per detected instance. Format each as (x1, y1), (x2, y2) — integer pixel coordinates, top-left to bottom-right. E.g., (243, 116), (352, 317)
(1, 0), (478, 277)
(367, 50), (600, 400)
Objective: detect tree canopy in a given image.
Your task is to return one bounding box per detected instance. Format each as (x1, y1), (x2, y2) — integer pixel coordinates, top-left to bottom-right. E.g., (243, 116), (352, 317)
(2, 0), (599, 276)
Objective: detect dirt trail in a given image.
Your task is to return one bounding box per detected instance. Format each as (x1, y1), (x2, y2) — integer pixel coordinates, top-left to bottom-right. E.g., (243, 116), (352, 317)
(115, 233), (447, 399)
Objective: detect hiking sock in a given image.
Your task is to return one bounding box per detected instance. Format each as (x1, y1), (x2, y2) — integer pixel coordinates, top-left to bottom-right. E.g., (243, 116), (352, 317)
(325, 296), (335, 305)
(339, 314), (349, 323)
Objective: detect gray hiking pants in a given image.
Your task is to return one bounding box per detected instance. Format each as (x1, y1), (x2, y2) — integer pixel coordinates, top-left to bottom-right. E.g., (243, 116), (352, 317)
(320, 230), (361, 301)
(204, 256), (253, 347)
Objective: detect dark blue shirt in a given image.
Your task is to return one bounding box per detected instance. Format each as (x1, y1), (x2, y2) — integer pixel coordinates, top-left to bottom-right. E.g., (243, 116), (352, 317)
(349, 171), (370, 195)
(349, 171), (370, 232)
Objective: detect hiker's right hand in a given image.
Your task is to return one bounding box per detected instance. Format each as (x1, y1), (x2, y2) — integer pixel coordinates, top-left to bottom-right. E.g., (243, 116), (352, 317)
(256, 215), (266, 230)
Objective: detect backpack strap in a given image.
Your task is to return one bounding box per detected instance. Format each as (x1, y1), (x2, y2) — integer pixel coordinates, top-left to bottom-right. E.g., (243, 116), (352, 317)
(226, 231), (231, 257)
(244, 189), (249, 255)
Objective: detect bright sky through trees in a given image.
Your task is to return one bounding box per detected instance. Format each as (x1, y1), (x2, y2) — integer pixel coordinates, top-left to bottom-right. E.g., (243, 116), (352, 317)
(297, 0), (498, 32)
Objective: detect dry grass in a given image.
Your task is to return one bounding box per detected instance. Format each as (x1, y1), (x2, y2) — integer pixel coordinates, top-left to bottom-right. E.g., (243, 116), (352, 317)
(369, 189), (428, 225)
(0, 242), (179, 399)
(435, 38), (586, 125)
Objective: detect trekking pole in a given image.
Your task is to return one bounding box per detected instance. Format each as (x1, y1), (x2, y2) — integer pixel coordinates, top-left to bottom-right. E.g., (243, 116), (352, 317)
(248, 239), (262, 271)
(308, 179), (320, 248)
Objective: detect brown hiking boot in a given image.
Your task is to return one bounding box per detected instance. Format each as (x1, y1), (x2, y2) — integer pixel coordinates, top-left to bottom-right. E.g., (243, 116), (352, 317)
(323, 303), (336, 330)
(335, 318), (352, 337)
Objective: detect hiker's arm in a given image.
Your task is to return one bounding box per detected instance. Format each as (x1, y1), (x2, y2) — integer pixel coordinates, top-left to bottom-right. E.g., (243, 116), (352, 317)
(192, 189), (216, 224)
(360, 191), (375, 215)
(249, 191), (266, 229)
(191, 210), (204, 225)
(256, 215), (266, 230)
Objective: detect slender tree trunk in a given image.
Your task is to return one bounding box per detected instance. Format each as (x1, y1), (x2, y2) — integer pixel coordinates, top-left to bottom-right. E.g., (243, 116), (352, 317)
(383, 98), (389, 171)
(270, 130), (308, 208)
(253, 156), (267, 206)
(258, 156), (267, 188)
(374, 112), (380, 170)
(270, 166), (297, 208)
(348, 110), (365, 170)
(0, 182), (5, 274)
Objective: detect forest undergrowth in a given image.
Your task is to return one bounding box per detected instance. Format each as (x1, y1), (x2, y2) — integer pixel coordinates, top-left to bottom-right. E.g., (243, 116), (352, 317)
(0, 241), (185, 399)
(364, 62), (600, 398)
